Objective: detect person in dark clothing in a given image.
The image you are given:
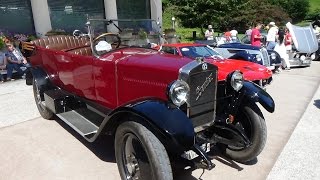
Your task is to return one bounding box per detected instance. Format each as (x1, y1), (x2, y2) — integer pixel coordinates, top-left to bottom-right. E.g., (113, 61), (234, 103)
(5, 43), (30, 80)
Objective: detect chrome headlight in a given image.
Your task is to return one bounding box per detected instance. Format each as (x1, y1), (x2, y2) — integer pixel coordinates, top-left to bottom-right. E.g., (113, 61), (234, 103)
(230, 71), (244, 91)
(300, 55), (306, 61)
(311, 53), (316, 60)
(270, 53), (276, 60)
(168, 80), (190, 107)
(256, 54), (262, 61)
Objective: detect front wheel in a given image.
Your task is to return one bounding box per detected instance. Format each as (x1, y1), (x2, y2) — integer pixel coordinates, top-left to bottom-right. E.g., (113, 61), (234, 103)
(115, 121), (173, 180)
(224, 103), (267, 163)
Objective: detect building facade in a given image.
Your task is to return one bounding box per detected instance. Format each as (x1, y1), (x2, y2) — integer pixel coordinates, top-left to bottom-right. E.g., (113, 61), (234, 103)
(0, 0), (162, 37)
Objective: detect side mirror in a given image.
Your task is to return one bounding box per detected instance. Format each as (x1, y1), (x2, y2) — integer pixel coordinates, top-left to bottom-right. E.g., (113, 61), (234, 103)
(73, 30), (83, 37)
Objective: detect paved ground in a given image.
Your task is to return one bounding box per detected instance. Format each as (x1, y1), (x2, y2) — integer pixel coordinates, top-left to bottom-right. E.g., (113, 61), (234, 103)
(0, 62), (319, 180)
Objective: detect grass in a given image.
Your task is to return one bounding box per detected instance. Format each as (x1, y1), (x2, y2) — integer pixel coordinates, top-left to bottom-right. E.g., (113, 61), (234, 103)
(309, 0), (320, 12)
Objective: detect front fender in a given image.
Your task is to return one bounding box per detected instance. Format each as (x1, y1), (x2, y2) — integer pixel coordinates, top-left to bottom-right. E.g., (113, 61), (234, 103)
(241, 81), (275, 113)
(105, 100), (195, 153)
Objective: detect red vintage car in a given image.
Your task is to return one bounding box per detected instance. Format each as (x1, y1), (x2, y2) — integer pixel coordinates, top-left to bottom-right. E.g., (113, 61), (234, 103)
(22, 19), (275, 180)
(158, 43), (273, 88)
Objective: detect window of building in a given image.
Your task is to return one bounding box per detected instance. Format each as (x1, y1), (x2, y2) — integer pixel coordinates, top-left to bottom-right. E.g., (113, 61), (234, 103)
(116, 0), (150, 19)
(47, 0), (105, 33)
(0, 0), (34, 35)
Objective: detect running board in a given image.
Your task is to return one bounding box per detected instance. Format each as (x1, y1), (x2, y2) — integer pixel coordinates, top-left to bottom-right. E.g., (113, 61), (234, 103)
(57, 110), (99, 137)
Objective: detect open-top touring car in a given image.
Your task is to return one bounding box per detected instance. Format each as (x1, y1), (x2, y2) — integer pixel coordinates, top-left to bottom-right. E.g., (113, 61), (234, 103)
(22, 19), (275, 180)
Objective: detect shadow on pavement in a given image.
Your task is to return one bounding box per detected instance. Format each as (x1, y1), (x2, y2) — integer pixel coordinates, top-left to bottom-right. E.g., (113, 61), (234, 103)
(53, 116), (257, 179)
(314, 99), (320, 109)
(173, 147), (256, 179)
(54, 116), (116, 163)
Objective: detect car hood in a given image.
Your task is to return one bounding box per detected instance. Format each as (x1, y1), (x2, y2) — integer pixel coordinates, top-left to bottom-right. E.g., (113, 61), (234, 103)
(286, 22), (319, 53)
(205, 59), (272, 81)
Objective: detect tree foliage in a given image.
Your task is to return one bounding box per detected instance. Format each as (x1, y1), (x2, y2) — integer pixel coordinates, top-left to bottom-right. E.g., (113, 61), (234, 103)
(267, 0), (309, 23)
(166, 0), (304, 32)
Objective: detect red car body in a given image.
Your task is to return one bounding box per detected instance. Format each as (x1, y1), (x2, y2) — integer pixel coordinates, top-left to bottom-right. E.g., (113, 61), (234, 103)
(30, 44), (192, 109)
(159, 43), (273, 85)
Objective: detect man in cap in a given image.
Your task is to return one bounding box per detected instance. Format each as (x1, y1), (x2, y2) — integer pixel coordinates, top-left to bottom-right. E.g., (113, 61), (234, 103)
(266, 21), (278, 50)
(205, 25), (214, 40)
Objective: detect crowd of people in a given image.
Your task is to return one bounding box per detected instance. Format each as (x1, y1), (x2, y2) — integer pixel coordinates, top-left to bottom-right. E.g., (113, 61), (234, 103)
(248, 21), (292, 70)
(204, 21), (294, 71)
(0, 43), (30, 83)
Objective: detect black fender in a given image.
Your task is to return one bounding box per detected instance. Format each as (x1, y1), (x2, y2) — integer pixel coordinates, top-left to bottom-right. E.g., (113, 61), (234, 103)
(241, 81), (275, 113)
(230, 51), (259, 64)
(26, 66), (55, 98)
(103, 100), (195, 154)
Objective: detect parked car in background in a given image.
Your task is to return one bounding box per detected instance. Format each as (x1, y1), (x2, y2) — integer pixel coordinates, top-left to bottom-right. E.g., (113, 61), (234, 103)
(240, 23), (318, 67)
(214, 42), (282, 71)
(22, 19), (275, 180)
(159, 43), (273, 88)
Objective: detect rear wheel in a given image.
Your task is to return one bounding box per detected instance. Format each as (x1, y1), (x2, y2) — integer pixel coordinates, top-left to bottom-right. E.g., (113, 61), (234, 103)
(33, 78), (53, 119)
(224, 103), (267, 163)
(115, 121), (172, 180)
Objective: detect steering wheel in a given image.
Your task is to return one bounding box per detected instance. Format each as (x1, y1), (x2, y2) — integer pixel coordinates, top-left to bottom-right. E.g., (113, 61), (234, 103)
(92, 33), (121, 56)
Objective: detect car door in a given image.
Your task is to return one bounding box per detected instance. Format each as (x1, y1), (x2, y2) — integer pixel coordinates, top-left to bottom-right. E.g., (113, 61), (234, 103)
(54, 51), (95, 100)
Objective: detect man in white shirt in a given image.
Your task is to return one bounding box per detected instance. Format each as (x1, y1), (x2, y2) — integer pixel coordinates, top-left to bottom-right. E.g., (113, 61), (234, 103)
(266, 22), (278, 50)
(205, 25), (214, 40)
(230, 28), (238, 41)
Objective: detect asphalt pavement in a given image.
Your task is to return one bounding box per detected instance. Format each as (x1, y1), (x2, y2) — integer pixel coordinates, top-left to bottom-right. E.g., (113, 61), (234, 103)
(0, 61), (320, 179)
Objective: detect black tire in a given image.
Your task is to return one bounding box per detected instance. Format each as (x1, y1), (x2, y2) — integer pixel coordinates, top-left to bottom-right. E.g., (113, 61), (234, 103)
(115, 121), (172, 180)
(33, 78), (53, 119)
(224, 103), (267, 163)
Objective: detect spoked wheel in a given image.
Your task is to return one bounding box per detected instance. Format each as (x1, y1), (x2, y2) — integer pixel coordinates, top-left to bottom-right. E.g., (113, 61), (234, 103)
(33, 78), (53, 119)
(115, 121), (172, 180)
(223, 103), (267, 163)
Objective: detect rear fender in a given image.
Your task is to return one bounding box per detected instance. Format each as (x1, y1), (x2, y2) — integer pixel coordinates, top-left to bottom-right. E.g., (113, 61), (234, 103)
(241, 81), (275, 113)
(104, 100), (195, 153)
(27, 67), (54, 98)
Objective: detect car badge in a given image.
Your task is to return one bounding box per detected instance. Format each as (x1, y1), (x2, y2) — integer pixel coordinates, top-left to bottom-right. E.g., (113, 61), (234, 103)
(202, 63), (208, 71)
(196, 72), (213, 101)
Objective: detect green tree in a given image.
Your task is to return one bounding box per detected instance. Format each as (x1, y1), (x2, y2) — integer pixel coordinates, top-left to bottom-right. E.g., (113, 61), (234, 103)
(267, 0), (309, 23)
(170, 0), (290, 32)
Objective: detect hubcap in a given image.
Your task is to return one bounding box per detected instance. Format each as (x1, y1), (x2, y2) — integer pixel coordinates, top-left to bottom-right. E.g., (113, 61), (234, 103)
(121, 133), (152, 180)
(34, 81), (45, 110)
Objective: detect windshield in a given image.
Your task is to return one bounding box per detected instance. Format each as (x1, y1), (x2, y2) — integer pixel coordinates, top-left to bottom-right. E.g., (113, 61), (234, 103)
(180, 46), (224, 59)
(88, 19), (162, 48)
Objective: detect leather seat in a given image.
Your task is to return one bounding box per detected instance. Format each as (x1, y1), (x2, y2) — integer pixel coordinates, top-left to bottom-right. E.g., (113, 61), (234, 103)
(31, 35), (90, 51)
(67, 46), (92, 56)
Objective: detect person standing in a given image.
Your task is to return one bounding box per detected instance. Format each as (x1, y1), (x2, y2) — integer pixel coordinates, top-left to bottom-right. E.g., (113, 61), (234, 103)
(284, 28), (293, 53)
(251, 23), (263, 47)
(230, 27), (238, 41)
(205, 25), (214, 40)
(274, 27), (290, 70)
(245, 26), (252, 40)
(5, 43), (30, 80)
(266, 21), (278, 50)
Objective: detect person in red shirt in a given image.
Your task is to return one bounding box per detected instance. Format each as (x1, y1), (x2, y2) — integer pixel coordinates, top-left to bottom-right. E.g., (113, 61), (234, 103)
(284, 28), (292, 52)
(251, 23), (263, 47)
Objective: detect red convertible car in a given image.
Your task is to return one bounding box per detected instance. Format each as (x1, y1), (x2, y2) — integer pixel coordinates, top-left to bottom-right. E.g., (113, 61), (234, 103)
(22, 19), (274, 180)
(158, 43), (273, 88)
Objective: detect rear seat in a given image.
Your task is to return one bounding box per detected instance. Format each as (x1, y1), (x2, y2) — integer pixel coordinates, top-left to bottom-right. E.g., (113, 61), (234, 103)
(66, 46), (92, 56)
(31, 35), (90, 51)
